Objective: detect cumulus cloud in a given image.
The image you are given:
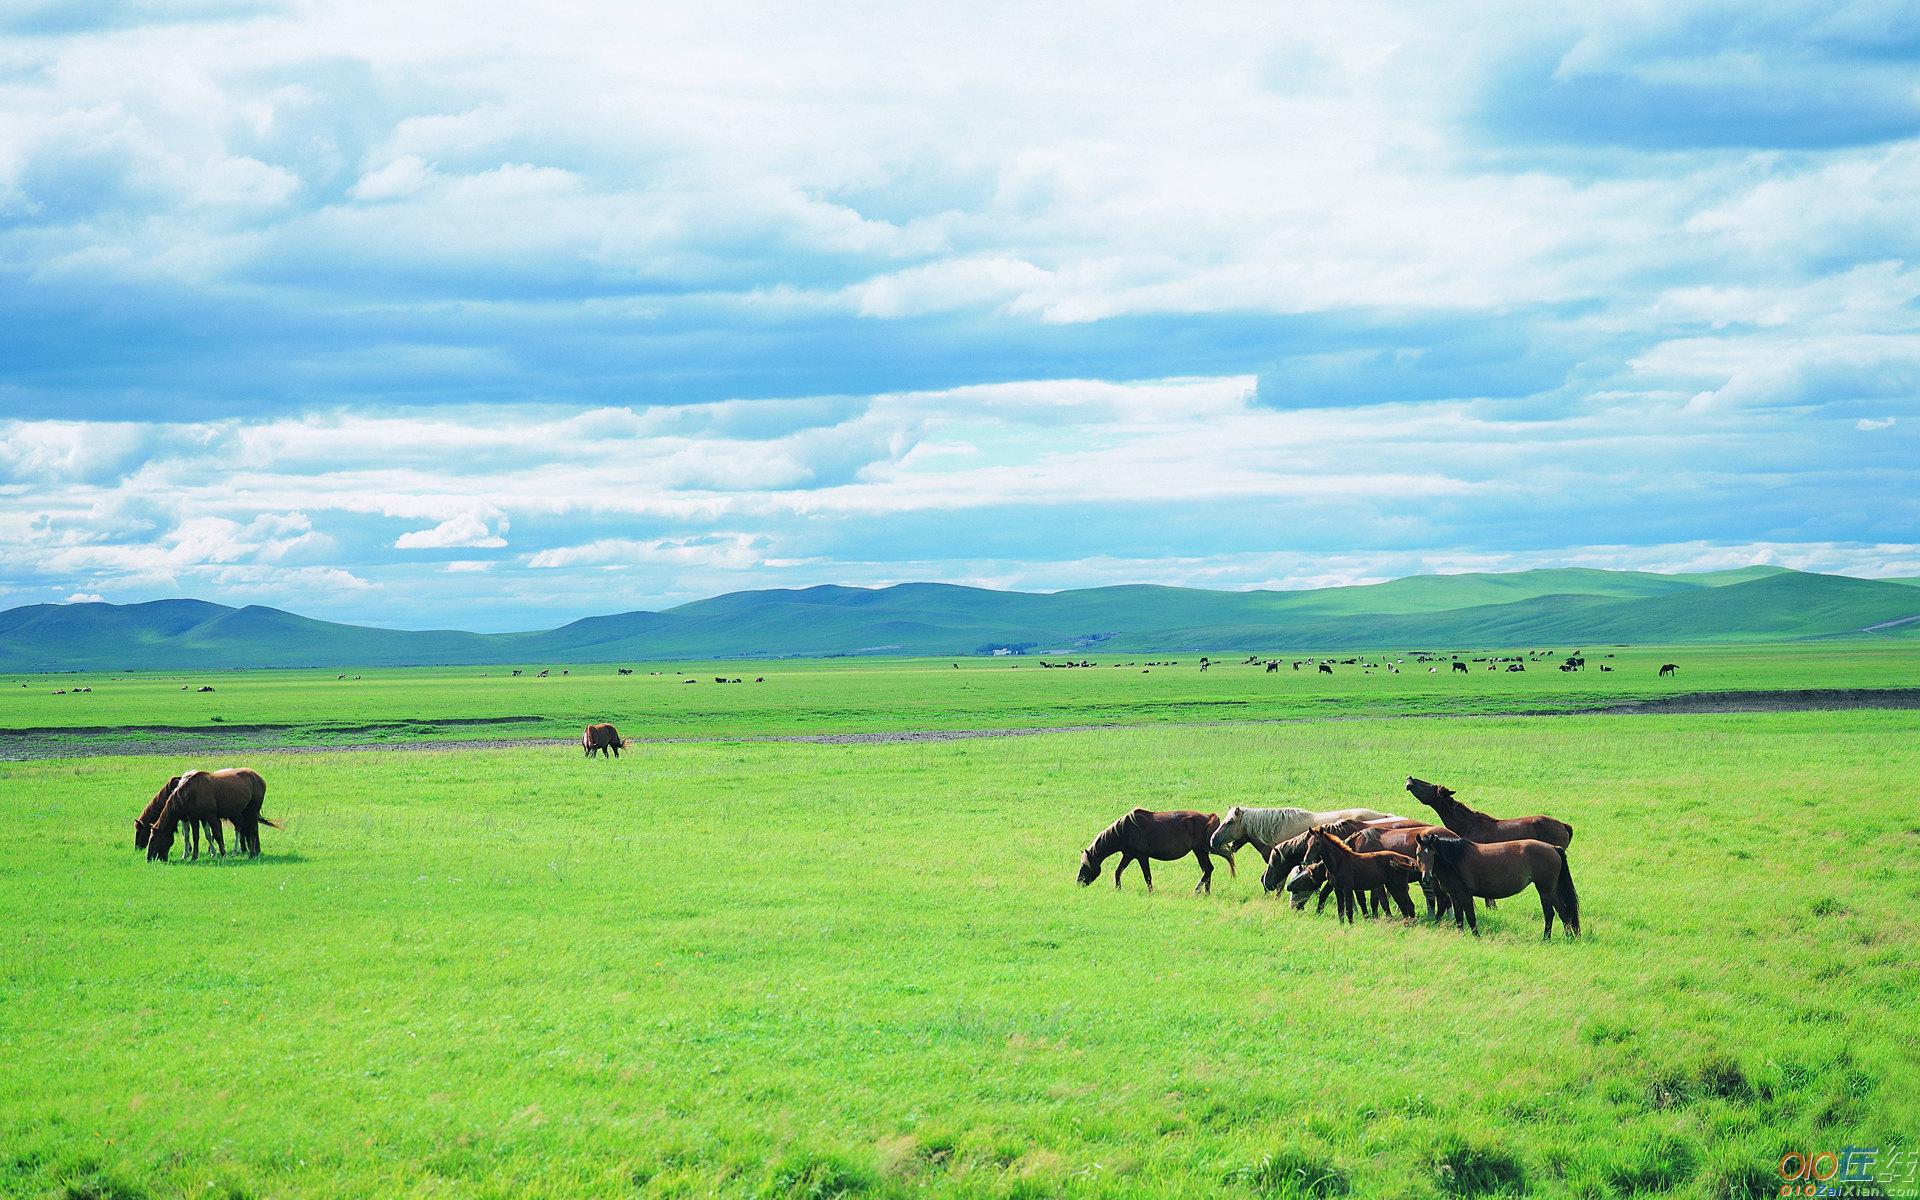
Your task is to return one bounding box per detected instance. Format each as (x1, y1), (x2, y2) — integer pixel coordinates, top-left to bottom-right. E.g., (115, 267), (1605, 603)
(64, 592), (104, 603)
(394, 507), (510, 549)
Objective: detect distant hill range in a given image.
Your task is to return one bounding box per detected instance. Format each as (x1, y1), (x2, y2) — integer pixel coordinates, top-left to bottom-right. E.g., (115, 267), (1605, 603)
(5, 566), (1919, 671)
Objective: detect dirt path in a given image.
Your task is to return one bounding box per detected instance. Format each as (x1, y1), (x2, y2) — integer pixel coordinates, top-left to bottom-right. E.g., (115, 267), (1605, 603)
(4, 687), (1917, 761)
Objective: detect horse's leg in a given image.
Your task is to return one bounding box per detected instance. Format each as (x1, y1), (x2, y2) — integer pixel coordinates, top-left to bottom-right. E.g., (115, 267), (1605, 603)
(1538, 881), (1556, 940)
(1138, 857), (1154, 893)
(1461, 895), (1479, 936)
(208, 819), (226, 857)
(1193, 848), (1212, 895)
(1314, 880), (1336, 914)
(1389, 880), (1415, 919)
(1367, 885), (1388, 918)
(1113, 855), (1130, 889)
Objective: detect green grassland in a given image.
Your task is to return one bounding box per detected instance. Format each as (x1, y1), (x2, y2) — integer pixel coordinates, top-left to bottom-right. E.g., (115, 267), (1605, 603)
(5, 641), (1918, 750)
(2, 696), (1918, 1198)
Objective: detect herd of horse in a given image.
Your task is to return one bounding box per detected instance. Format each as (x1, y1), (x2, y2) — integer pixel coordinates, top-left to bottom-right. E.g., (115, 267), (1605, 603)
(131, 721), (1578, 941)
(1076, 776), (1581, 938)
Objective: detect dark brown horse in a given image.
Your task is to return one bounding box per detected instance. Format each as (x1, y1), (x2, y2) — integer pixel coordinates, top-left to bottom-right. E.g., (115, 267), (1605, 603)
(1261, 819), (1370, 898)
(1416, 831), (1579, 938)
(1078, 808), (1227, 894)
(1405, 777), (1573, 848)
(1308, 827), (1420, 922)
(583, 723), (626, 758)
(148, 769), (277, 861)
(135, 776), (225, 858)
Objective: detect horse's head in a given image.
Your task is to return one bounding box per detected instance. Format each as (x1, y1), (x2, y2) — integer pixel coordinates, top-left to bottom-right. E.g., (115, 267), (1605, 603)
(1415, 831), (1464, 885)
(134, 817), (149, 850)
(146, 820), (175, 861)
(1076, 849), (1101, 886)
(1209, 807), (1245, 853)
(1405, 777), (1454, 809)
(1286, 860), (1325, 909)
(1261, 832), (1311, 893)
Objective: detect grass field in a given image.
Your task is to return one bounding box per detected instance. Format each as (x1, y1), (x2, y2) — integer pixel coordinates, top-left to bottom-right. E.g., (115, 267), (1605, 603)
(5, 641), (1919, 749)
(2, 650), (1918, 1198)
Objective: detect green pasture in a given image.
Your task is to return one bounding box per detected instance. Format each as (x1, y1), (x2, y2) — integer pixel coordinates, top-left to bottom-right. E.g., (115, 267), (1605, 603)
(3, 641), (1917, 748)
(2, 708), (1916, 1198)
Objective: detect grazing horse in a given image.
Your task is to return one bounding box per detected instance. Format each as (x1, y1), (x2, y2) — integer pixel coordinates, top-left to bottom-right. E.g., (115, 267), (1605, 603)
(148, 769), (277, 861)
(1077, 809), (1224, 894)
(134, 776), (224, 859)
(1417, 832), (1579, 938)
(1452, 661), (1468, 674)
(1659, 663), (1678, 677)
(1211, 805), (1396, 858)
(582, 723), (627, 758)
(1308, 827), (1420, 922)
(1404, 777), (1572, 848)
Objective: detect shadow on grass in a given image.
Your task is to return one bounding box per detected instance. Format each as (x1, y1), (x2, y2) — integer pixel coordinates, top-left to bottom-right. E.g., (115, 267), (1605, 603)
(149, 851), (313, 868)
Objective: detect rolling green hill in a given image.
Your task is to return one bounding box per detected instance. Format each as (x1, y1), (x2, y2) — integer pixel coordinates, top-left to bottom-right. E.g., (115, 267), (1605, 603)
(3, 567), (1915, 670)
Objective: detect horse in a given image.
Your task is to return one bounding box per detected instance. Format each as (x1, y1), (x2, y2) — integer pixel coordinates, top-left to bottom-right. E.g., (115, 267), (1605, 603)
(1211, 805), (1396, 858)
(1259, 819), (1400, 915)
(583, 723), (626, 758)
(1404, 777), (1572, 848)
(1077, 809), (1226, 894)
(148, 769), (277, 861)
(1416, 832), (1579, 938)
(1659, 663), (1678, 677)
(134, 775), (224, 859)
(1308, 827), (1421, 922)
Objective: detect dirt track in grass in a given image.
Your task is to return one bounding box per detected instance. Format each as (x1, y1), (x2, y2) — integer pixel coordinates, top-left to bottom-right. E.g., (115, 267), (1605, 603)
(4, 687), (1917, 761)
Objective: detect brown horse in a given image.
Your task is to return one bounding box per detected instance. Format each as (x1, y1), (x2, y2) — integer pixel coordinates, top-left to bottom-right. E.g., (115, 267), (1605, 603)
(1308, 827), (1421, 922)
(1078, 808), (1226, 894)
(1405, 777), (1573, 848)
(134, 776), (225, 858)
(149, 769), (277, 861)
(583, 723), (627, 758)
(1416, 831), (1579, 938)
(1260, 819), (1370, 898)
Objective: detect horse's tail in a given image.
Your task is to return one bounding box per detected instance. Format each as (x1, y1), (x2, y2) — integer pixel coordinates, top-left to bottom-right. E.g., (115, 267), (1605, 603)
(257, 815), (283, 830)
(1555, 849), (1580, 932)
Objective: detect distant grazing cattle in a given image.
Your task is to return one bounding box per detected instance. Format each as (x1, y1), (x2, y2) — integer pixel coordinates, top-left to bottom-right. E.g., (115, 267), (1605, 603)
(1318, 663), (1334, 675)
(536, 669), (550, 678)
(512, 670), (523, 677)
(755, 677), (765, 683)
(1600, 665), (1613, 672)
(1266, 661), (1279, 673)
(682, 679), (697, 685)
(1659, 663), (1678, 677)
(583, 723), (626, 758)
(1452, 662), (1469, 674)
(617, 668), (633, 676)
(197, 685), (215, 692)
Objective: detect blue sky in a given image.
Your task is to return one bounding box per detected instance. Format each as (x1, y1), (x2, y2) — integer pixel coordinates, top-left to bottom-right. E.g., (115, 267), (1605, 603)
(2, 1), (1916, 629)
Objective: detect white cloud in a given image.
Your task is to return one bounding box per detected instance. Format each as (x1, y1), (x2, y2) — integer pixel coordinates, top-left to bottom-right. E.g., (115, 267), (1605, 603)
(64, 592), (105, 604)
(1857, 416), (1897, 431)
(394, 507), (509, 549)
(527, 533), (764, 570)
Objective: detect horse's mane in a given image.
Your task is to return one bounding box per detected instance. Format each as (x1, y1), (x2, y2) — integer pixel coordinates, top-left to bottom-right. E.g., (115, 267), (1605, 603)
(1422, 786), (1490, 823)
(1310, 825), (1359, 855)
(1421, 832), (1469, 865)
(137, 776), (182, 828)
(1086, 808), (1150, 858)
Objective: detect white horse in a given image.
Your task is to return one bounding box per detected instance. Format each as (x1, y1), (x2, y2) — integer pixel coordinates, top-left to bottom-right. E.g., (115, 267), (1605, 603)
(1208, 805), (1400, 856)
